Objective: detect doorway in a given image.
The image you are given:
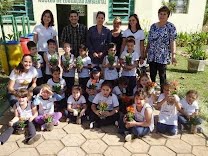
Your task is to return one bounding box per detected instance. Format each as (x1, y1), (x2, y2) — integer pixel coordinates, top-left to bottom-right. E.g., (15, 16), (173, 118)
(56, 4), (87, 46)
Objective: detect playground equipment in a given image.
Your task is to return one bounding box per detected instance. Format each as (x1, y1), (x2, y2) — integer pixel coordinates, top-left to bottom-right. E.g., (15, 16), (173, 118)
(0, 15), (31, 75)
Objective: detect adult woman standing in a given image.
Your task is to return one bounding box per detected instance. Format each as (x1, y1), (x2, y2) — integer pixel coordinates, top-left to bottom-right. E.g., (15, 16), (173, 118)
(87, 11), (111, 66)
(33, 10), (57, 56)
(7, 54), (38, 107)
(121, 14), (145, 59)
(146, 6), (177, 87)
(111, 17), (123, 57)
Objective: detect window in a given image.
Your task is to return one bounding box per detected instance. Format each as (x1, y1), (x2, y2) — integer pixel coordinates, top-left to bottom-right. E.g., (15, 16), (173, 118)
(170, 0), (189, 13)
(108, 0), (135, 22)
(7, 0), (34, 21)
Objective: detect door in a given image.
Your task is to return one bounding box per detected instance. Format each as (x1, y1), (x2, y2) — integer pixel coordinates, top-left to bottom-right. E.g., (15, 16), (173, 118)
(56, 4), (87, 46)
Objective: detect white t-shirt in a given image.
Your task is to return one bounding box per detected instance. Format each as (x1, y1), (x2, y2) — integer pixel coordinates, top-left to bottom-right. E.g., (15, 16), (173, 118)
(158, 93), (180, 126)
(67, 95), (86, 109)
(112, 86), (126, 97)
(120, 50), (139, 76)
(45, 52), (59, 75)
(9, 66), (38, 90)
(61, 54), (75, 77)
(180, 98), (199, 115)
(16, 101), (33, 119)
(33, 24), (57, 52)
(33, 54), (43, 78)
(78, 56), (91, 78)
(47, 78), (66, 99)
(133, 103), (154, 131)
(103, 55), (119, 80)
(34, 96), (55, 115)
(122, 29), (145, 57)
(93, 92), (119, 111)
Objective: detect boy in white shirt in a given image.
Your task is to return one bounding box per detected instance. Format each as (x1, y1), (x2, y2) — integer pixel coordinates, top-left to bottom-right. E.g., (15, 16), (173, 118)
(178, 90), (202, 130)
(120, 38), (139, 96)
(27, 41), (44, 86)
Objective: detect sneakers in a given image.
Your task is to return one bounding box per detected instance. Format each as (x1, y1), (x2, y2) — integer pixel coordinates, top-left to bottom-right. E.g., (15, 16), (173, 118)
(90, 122), (95, 129)
(27, 134), (41, 145)
(125, 134), (133, 142)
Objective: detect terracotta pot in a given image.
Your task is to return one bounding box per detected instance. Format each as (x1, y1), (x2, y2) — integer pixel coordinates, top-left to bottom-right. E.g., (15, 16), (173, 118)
(190, 125), (197, 134)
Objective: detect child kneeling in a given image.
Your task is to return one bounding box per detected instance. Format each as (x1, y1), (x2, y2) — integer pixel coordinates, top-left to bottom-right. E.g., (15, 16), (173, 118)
(90, 81), (119, 128)
(65, 85), (87, 124)
(33, 84), (62, 131)
(0, 89), (41, 145)
(118, 90), (154, 141)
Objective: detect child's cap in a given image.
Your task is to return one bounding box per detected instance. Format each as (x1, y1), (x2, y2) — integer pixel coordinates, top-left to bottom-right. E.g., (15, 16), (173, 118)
(91, 66), (101, 73)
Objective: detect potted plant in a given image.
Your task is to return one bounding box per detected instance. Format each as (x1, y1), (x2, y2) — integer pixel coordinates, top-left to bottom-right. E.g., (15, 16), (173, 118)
(186, 33), (207, 72)
(44, 114), (54, 131)
(16, 118), (27, 135)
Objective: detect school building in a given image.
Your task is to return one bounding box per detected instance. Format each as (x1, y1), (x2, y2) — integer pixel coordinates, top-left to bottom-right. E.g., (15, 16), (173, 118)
(1, 0), (207, 42)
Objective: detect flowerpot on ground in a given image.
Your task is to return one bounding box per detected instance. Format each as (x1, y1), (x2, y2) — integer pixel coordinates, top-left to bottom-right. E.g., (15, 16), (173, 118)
(190, 125), (197, 134)
(188, 59), (206, 72)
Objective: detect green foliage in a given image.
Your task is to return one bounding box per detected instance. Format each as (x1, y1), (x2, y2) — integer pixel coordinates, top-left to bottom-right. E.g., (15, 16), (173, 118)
(44, 115), (53, 123)
(162, 0), (176, 13)
(107, 53), (115, 66)
(18, 120), (27, 128)
(63, 55), (71, 71)
(176, 32), (192, 47)
(52, 84), (61, 93)
(186, 33), (207, 60)
(0, 0), (13, 15)
(49, 54), (58, 66)
(125, 54), (132, 65)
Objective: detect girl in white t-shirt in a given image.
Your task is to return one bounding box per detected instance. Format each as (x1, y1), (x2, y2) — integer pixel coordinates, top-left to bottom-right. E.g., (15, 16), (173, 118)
(61, 43), (75, 94)
(102, 43), (120, 83)
(178, 90), (202, 130)
(66, 85), (87, 124)
(133, 73), (157, 106)
(156, 83), (181, 135)
(120, 38), (139, 96)
(77, 44), (92, 95)
(90, 81), (119, 128)
(47, 66), (66, 111)
(118, 90), (154, 142)
(121, 14), (145, 59)
(0, 89), (41, 145)
(33, 10), (57, 53)
(7, 54), (38, 107)
(34, 84), (62, 131)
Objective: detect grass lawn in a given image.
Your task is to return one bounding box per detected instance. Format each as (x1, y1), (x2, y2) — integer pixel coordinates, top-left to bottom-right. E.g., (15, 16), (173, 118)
(166, 54), (208, 121)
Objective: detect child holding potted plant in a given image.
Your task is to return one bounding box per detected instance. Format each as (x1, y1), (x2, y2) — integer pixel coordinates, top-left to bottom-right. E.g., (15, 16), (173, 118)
(118, 90), (154, 142)
(34, 84), (62, 131)
(61, 43), (75, 95)
(47, 66), (66, 111)
(27, 41), (44, 86)
(86, 66), (104, 117)
(44, 39), (60, 82)
(120, 38), (139, 96)
(102, 43), (120, 85)
(156, 82), (181, 135)
(0, 89), (41, 145)
(77, 44), (92, 96)
(178, 90), (202, 133)
(65, 85), (87, 124)
(90, 81), (119, 129)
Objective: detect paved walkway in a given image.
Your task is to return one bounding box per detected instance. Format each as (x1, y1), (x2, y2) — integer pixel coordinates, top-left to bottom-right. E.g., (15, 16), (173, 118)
(0, 109), (208, 156)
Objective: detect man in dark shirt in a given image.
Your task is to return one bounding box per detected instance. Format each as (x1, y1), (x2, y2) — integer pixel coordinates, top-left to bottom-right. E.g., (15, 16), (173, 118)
(61, 10), (87, 57)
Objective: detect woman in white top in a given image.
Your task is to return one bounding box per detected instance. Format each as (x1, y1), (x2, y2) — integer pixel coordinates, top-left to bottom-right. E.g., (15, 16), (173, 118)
(7, 54), (38, 107)
(33, 10), (57, 54)
(118, 90), (154, 142)
(121, 14), (145, 60)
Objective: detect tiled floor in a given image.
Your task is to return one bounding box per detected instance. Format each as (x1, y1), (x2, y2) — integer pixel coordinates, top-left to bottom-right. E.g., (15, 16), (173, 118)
(0, 109), (208, 156)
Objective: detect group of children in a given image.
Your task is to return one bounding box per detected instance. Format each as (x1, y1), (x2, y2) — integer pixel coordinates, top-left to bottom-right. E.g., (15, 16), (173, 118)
(0, 38), (202, 145)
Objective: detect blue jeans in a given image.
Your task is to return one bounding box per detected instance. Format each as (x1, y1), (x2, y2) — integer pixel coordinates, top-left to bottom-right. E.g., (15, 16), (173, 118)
(178, 115), (202, 129)
(157, 122), (177, 135)
(118, 115), (150, 137)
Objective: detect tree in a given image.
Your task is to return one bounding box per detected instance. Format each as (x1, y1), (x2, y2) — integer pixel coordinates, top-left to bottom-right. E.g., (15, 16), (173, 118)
(0, 0), (13, 15)
(203, 0), (208, 25)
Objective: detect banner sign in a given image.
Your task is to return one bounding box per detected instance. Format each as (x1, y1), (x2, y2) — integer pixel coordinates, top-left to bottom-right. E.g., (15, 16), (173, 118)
(38, 0), (106, 4)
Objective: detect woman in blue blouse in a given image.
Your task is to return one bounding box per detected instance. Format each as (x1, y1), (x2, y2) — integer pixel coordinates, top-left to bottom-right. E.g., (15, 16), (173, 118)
(87, 11), (111, 66)
(146, 6), (177, 88)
